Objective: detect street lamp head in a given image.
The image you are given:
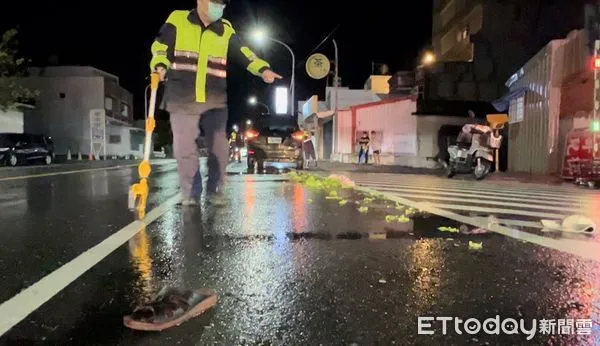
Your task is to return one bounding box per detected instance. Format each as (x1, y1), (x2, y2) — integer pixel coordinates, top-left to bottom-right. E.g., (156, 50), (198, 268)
(246, 119), (252, 125)
(251, 28), (267, 44)
(248, 96), (257, 105)
(422, 51), (436, 65)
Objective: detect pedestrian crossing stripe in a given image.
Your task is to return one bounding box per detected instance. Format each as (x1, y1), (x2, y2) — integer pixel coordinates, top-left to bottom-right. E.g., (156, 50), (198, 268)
(340, 173), (600, 221)
(352, 183), (600, 263)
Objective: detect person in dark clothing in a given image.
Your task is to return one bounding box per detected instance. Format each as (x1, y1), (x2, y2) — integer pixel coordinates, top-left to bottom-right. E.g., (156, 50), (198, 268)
(358, 131), (370, 164)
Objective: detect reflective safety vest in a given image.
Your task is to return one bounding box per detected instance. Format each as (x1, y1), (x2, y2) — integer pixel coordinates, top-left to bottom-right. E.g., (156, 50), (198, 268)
(150, 9), (270, 106)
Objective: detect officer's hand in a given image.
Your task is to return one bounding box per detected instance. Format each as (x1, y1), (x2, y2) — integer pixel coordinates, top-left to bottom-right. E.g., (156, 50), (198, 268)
(262, 70), (282, 84)
(156, 66), (167, 81)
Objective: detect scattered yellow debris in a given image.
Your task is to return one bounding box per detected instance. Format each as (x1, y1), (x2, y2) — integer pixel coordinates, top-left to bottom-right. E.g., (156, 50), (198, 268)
(397, 215), (410, 223)
(469, 241), (483, 250)
(358, 206), (369, 214)
(385, 215), (398, 223)
(339, 199), (348, 206)
(438, 226), (460, 233)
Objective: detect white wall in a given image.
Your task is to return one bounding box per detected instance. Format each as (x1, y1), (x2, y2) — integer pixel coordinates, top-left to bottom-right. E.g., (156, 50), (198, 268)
(355, 100), (418, 155)
(416, 116), (470, 168)
(21, 76), (104, 155)
(0, 109), (24, 133)
(333, 99), (471, 167)
(333, 99), (419, 163)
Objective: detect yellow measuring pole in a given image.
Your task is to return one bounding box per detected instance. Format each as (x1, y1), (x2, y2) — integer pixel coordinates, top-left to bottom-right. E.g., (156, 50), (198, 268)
(128, 73), (160, 216)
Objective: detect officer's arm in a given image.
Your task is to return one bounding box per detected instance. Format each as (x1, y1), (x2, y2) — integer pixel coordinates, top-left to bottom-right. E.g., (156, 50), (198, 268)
(150, 17), (176, 71)
(228, 33), (270, 76)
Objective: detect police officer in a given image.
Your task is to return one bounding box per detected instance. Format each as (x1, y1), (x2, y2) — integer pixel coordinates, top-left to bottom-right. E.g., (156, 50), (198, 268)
(229, 124), (242, 162)
(151, 0), (281, 206)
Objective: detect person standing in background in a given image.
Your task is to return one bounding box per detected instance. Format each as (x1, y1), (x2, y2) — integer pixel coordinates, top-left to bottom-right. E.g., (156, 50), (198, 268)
(370, 130), (381, 165)
(358, 131), (370, 164)
(302, 130), (316, 169)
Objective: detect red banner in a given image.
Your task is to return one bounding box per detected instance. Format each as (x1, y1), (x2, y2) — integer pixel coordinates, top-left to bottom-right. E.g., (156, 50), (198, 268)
(562, 129), (593, 179)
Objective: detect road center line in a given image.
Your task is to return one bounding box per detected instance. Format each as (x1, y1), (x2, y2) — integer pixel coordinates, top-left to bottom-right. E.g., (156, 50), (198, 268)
(0, 194), (181, 337)
(0, 165), (138, 182)
(0, 161), (177, 182)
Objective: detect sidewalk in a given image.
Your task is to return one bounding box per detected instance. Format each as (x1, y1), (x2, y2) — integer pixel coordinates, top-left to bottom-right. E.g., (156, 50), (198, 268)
(315, 161), (569, 185)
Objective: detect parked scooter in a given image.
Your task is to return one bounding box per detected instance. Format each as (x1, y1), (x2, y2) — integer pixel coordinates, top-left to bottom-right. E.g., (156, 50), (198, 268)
(446, 114), (508, 180)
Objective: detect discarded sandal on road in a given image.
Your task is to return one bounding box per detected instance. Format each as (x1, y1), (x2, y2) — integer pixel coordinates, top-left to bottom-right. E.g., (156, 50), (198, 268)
(123, 287), (217, 331)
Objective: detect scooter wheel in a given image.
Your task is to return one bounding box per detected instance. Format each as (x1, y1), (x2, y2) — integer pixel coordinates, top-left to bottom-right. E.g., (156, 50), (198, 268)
(446, 166), (456, 178)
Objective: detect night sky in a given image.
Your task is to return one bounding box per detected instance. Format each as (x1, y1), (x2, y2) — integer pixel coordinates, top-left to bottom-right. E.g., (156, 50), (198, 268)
(1, 0), (432, 125)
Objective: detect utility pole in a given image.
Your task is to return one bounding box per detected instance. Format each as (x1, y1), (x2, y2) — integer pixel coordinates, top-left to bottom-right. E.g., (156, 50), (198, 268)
(332, 39), (339, 161)
(594, 40), (600, 159)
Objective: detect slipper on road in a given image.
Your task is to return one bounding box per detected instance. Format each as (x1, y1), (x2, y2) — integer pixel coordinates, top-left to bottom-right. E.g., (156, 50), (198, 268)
(123, 287), (217, 331)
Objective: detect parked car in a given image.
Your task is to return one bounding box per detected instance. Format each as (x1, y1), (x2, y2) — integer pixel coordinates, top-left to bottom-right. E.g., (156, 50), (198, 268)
(0, 133), (54, 166)
(246, 116), (304, 171)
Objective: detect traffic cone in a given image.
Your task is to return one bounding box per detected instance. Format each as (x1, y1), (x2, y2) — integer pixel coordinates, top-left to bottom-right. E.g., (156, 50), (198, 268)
(67, 149), (72, 161)
(88, 153), (93, 161)
(77, 152), (82, 160)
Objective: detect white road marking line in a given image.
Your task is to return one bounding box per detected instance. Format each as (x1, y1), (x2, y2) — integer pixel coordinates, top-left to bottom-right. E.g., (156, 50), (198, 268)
(348, 173), (591, 193)
(356, 185), (600, 262)
(369, 185), (589, 206)
(420, 202), (568, 219)
(0, 161), (178, 182)
(471, 217), (544, 229)
(0, 194), (181, 337)
(0, 165), (138, 182)
(353, 178), (597, 198)
(380, 192), (583, 214)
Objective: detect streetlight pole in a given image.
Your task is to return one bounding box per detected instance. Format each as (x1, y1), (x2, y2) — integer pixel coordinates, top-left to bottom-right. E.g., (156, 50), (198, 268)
(332, 39), (339, 160)
(248, 96), (271, 114)
(255, 102), (271, 115)
(268, 38), (295, 116)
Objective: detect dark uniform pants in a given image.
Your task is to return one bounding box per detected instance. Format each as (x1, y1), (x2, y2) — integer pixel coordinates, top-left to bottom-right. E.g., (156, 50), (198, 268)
(170, 108), (228, 199)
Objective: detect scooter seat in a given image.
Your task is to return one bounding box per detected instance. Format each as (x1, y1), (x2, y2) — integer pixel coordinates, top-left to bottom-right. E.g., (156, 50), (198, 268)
(457, 142), (471, 149)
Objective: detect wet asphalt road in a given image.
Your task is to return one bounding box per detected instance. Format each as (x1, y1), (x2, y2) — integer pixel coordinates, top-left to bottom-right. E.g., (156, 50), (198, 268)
(0, 162), (600, 345)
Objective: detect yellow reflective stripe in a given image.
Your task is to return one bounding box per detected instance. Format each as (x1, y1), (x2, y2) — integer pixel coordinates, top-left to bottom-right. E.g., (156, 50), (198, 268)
(168, 11), (201, 53)
(247, 59), (269, 76)
(175, 50), (199, 58)
(207, 67), (227, 78)
(172, 63), (197, 72)
(240, 46), (270, 76)
(208, 56), (227, 65)
(150, 56), (171, 70)
(150, 41), (171, 70)
(240, 46), (258, 60)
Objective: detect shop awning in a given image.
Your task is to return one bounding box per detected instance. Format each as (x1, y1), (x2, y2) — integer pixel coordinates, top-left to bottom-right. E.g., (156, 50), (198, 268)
(492, 87), (529, 112)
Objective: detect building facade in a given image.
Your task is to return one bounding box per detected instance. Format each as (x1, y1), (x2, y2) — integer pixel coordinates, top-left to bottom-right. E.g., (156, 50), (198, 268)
(431, 0), (589, 102)
(20, 66), (134, 156)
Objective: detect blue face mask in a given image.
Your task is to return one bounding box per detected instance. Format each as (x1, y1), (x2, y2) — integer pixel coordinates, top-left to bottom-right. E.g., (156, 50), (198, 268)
(208, 2), (226, 21)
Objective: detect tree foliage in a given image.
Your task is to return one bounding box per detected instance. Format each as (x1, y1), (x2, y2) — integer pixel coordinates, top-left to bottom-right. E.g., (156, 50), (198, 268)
(0, 29), (37, 111)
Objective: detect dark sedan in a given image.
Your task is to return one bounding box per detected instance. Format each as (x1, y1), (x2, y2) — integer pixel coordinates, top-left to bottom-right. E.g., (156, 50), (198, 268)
(0, 133), (54, 166)
(245, 116), (304, 172)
